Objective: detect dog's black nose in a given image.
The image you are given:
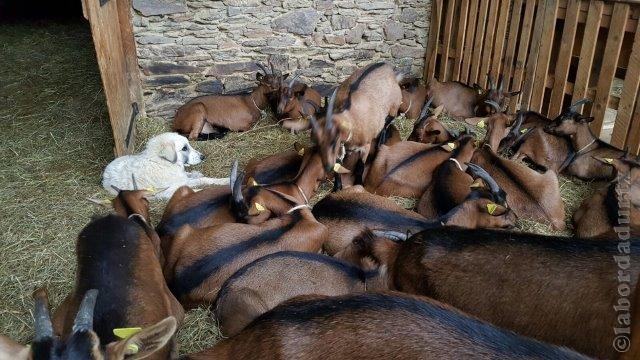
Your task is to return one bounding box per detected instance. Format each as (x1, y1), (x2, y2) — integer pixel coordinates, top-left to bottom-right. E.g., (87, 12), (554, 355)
(200, 154), (206, 160)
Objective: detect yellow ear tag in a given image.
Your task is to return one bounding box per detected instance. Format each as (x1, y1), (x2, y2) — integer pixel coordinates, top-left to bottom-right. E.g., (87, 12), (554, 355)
(248, 177), (259, 186)
(520, 128), (528, 134)
(604, 158), (614, 164)
(255, 203), (266, 212)
(470, 179), (483, 188)
(486, 203), (498, 215)
(113, 327), (142, 354)
(298, 147), (305, 156)
(146, 186), (157, 193)
(333, 163), (342, 172)
(477, 120), (485, 129)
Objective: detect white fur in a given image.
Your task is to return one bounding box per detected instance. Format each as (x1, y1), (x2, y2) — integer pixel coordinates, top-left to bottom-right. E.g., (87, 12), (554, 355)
(102, 132), (229, 199)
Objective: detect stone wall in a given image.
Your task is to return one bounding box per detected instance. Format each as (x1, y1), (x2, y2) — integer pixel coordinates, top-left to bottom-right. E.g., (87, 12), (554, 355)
(132, 0), (431, 120)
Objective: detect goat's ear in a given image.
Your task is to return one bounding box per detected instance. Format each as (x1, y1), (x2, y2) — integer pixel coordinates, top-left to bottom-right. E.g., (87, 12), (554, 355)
(248, 202), (267, 216)
(0, 335), (29, 360)
(465, 116), (489, 126)
(282, 73), (289, 80)
(107, 317), (177, 360)
(506, 90), (521, 97)
(159, 142), (177, 163)
(432, 105), (445, 117)
(256, 72), (264, 81)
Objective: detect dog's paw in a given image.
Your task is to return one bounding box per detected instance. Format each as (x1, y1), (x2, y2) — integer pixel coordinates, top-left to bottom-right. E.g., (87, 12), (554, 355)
(202, 177), (230, 186)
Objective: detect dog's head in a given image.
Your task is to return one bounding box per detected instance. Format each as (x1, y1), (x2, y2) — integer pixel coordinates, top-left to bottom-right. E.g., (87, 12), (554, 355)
(146, 132), (204, 166)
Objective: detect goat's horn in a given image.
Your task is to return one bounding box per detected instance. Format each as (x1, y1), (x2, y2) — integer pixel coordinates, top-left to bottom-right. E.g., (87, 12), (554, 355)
(33, 288), (53, 340)
(465, 162), (501, 195)
(488, 75), (495, 90)
(484, 100), (502, 113)
(72, 289), (98, 333)
(269, 61), (276, 75)
(232, 170), (245, 206)
(256, 63), (269, 74)
(418, 97), (433, 121)
(288, 73), (300, 88)
(498, 74), (504, 92)
(371, 230), (408, 241)
(568, 98), (592, 112)
(325, 88), (338, 129)
(507, 111), (525, 138)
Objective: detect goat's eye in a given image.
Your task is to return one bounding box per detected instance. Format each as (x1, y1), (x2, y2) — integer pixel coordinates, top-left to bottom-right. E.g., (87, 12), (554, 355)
(182, 145), (188, 151)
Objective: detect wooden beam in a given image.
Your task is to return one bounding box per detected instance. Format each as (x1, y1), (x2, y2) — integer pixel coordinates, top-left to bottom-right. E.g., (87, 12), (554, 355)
(460, 0), (479, 83)
(502, 0), (524, 92)
(590, 2), (629, 134)
(520, 0), (547, 110)
(452, 0), (470, 81)
(470, 0), (490, 85)
(491, 0), (512, 81)
(425, 0), (443, 80)
(548, 0), (581, 116)
(571, 0), (604, 112)
(530, 0), (559, 112)
(479, 0), (500, 85)
(440, 0), (457, 80)
(511, 0), (537, 110)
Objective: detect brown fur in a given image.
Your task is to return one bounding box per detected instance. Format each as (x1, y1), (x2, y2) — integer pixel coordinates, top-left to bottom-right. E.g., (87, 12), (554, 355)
(277, 82), (322, 132)
(471, 146), (566, 230)
(244, 143), (309, 185)
(173, 72), (279, 140)
(163, 208), (327, 309)
(364, 138), (463, 197)
(351, 227), (638, 359)
(398, 77), (428, 120)
(427, 77), (519, 118)
(407, 105), (454, 144)
(184, 292), (590, 360)
(213, 249), (386, 337)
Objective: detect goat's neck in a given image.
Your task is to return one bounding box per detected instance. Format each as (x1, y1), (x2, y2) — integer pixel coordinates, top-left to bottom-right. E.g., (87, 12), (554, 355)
(292, 154), (324, 202)
(250, 85), (270, 110)
(571, 124), (598, 152)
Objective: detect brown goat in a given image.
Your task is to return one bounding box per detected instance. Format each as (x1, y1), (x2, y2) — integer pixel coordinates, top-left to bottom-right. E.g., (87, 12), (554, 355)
(310, 62), (403, 175)
(501, 110), (573, 172)
(573, 157), (640, 238)
(545, 99), (632, 180)
(313, 183), (516, 254)
(466, 101), (515, 152)
(173, 63), (282, 140)
(427, 76), (520, 118)
(364, 135), (475, 197)
(398, 77), (428, 120)
(407, 102), (455, 144)
(1, 289), (178, 360)
(472, 145), (566, 230)
(52, 190), (184, 359)
(346, 227), (639, 359)
(276, 75), (322, 132)
(244, 142), (309, 185)
(163, 207), (327, 309)
(213, 249), (386, 337)
(184, 292), (590, 360)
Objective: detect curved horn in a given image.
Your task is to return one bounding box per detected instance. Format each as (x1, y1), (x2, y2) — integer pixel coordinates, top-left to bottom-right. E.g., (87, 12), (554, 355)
(465, 162), (501, 195)
(131, 174), (138, 191)
(33, 288), (53, 341)
(325, 88), (338, 129)
(498, 74), (504, 92)
(229, 161), (239, 192)
(488, 75), (495, 90)
(288, 73), (300, 88)
(568, 98), (592, 112)
(418, 97), (434, 121)
(484, 100), (502, 113)
(256, 63), (269, 74)
(269, 61), (276, 76)
(232, 171), (245, 206)
(507, 111), (525, 138)
(72, 289), (98, 333)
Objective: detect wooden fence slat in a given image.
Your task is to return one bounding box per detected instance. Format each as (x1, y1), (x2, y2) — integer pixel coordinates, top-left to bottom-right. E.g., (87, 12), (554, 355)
(548, 0), (581, 116)
(612, 19), (640, 147)
(491, 0), (512, 81)
(521, 0), (548, 110)
(626, 88), (640, 154)
(460, 0), (479, 82)
(440, 0), (457, 80)
(511, 0), (537, 110)
(590, 2), (629, 134)
(530, 0), (559, 112)
(502, 0), (524, 91)
(571, 0), (604, 111)
(480, 0), (501, 86)
(424, 0), (443, 80)
(470, 0), (491, 85)
(452, 0), (470, 81)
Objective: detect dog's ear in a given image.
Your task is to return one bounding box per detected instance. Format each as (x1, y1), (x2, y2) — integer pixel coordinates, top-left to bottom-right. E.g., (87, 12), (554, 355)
(159, 142), (177, 163)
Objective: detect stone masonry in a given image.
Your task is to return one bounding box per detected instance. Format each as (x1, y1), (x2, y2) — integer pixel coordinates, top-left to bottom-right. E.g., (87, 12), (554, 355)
(132, 0), (431, 120)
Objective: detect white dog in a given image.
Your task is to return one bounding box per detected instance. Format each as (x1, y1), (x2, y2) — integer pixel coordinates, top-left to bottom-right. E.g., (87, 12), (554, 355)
(102, 132), (229, 199)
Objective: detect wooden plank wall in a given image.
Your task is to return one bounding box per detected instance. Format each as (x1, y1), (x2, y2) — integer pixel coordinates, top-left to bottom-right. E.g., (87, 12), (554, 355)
(424, 0), (640, 154)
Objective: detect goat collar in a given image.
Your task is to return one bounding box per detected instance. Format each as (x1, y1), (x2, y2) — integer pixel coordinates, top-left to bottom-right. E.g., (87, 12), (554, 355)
(576, 138), (597, 155)
(128, 213), (148, 225)
(287, 204), (311, 213)
(448, 158), (464, 172)
(294, 183), (309, 205)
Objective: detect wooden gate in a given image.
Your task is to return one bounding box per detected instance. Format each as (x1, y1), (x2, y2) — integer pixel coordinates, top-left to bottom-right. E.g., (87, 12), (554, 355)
(424, 0), (640, 154)
(81, 0), (142, 156)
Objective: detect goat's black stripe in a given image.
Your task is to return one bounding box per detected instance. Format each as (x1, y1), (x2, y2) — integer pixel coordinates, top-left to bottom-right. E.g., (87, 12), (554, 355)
(253, 160), (302, 184)
(383, 146), (445, 180)
(157, 193), (231, 237)
(313, 198), (435, 229)
(605, 182), (622, 227)
(342, 62), (387, 111)
(246, 293), (587, 359)
(169, 221), (297, 298)
(214, 251), (376, 308)
(481, 150), (542, 208)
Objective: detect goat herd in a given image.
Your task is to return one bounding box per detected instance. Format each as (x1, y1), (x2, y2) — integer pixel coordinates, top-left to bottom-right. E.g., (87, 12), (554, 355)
(3, 62), (640, 359)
